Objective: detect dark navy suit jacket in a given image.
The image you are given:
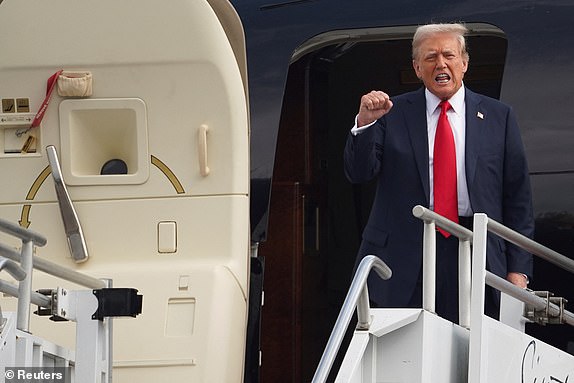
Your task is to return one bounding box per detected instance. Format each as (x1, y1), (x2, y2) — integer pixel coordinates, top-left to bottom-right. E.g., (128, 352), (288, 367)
(344, 87), (534, 308)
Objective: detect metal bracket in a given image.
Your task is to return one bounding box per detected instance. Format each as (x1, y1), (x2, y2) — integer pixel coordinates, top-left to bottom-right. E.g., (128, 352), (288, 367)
(524, 291), (568, 325)
(33, 289), (64, 321)
(35, 287), (143, 323)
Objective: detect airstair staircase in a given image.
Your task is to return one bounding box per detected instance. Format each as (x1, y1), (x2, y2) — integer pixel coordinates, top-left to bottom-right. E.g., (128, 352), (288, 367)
(313, 206), (574, 383)
(0, 218), (142, 383)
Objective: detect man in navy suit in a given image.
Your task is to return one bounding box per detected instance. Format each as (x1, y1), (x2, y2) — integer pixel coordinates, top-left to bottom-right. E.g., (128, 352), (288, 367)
(344, 23), (533, 323)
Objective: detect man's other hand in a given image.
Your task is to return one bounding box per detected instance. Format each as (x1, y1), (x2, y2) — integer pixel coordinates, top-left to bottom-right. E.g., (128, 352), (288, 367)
(507, 272), (528, 289)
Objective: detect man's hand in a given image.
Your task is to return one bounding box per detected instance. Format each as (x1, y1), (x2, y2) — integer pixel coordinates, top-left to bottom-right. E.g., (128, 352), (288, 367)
(358, 90), (393, 127)
(506, 272), (528, 289)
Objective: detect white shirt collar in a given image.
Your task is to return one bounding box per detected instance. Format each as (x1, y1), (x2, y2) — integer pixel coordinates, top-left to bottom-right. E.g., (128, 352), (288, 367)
(425, 84), (465, 115)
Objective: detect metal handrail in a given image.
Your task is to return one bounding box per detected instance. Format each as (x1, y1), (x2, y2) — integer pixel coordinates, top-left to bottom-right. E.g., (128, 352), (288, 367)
(0, 221), (48, 332)
(0, 217), (106, 331)
(482, 216), (574, 327)
(311, 255), (392, 383)
(0, 242), (104, 290)
(487, 217), (574, 274)
(413, 205), (574, 328)
(0, 218), (47, 247)
(0, 280), (51, 307)
(314, 207), (572, 383)
(412, 205), (473, 241)
(485, 271), (574, 326)
(412, 205), (473, 327)
(468, 213), (574, 383)
(413, 204), (574, 282)
(0, 257), (26, 281)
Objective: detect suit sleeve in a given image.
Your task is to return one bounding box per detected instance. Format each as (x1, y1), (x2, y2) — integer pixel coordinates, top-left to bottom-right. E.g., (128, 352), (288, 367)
(502, 107), (534, 278)
(344, 119), (385, 184)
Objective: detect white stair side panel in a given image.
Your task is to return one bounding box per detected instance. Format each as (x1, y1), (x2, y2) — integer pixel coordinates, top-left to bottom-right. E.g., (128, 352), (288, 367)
(479, 315), (573, 382)
(336, 309), (469, 383)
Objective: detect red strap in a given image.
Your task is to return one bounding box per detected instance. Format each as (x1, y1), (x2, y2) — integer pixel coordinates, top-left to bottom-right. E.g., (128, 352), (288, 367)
(30, 70), (63, 128)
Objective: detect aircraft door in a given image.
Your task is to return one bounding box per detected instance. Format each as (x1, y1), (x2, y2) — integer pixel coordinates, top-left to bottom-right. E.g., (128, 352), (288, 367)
(0, 1), (249, 382)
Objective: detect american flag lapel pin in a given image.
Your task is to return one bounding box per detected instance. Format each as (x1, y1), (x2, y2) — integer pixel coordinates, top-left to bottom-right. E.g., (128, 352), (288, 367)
(477, 111), (484, 119)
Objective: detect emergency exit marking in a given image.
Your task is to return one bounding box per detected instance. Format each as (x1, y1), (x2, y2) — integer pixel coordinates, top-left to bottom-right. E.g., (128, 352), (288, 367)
(2, 99), (15, 113)
(16, 98), (30, 112)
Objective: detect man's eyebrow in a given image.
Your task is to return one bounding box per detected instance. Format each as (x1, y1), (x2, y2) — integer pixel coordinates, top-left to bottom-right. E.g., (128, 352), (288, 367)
(424, 48), (457, 58)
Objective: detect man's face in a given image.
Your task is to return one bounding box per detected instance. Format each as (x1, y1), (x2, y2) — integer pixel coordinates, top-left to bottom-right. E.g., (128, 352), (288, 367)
(412, 33), (468, 100)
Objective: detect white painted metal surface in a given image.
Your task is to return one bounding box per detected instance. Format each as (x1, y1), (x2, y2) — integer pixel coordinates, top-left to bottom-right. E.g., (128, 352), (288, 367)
(55, 288), (112, 382)
(325, 208), (574, 383)
(473, 315), (573, 382)
(413, 206), (473, 328)
(0, 312), (75, 371)
(336, 309), (469, 383)
(468, 213), (574, 383)
(0, 217), (115, 382)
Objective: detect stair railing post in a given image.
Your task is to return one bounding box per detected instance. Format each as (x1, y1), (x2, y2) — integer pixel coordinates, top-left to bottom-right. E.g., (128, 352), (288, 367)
(16, 239), (34, 332)
(422, 219), (436, 314)
(458, 238), (472, 328)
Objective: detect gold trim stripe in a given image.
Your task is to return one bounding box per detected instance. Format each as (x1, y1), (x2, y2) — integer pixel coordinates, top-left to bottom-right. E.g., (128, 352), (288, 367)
(151, 155), (185, 194)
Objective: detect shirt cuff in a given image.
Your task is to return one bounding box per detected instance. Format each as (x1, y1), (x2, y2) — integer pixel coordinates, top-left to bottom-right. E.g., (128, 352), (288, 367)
(351, 115), (377, 136)
(521, 273), (529, 284)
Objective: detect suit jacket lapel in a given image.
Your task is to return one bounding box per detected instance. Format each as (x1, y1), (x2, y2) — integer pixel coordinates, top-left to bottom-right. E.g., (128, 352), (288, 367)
(403, 88), (430, 204)
(401, 87), (486, 207)
(464, 87), (484, 198)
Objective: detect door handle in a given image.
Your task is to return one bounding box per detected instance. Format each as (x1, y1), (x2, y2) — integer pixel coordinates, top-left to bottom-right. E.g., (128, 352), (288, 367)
(198, 124), (210, 177)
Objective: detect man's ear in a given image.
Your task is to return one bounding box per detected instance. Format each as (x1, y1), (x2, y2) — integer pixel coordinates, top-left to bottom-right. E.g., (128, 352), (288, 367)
(412, 60), (421, 79)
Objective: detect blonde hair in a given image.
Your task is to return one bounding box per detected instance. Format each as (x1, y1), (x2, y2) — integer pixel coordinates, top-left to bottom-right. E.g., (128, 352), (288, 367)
(412, 23), (469, 62)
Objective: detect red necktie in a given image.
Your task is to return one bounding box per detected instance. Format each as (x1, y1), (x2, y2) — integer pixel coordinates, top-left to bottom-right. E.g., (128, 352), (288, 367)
(433, 101), (458, 237)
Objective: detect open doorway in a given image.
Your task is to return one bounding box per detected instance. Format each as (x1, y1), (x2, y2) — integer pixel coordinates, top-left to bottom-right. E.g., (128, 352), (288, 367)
(259, 25), (507, 382)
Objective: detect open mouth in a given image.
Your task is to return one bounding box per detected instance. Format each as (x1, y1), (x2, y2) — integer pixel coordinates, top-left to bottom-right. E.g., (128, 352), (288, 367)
(435, 73), (450, 84)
